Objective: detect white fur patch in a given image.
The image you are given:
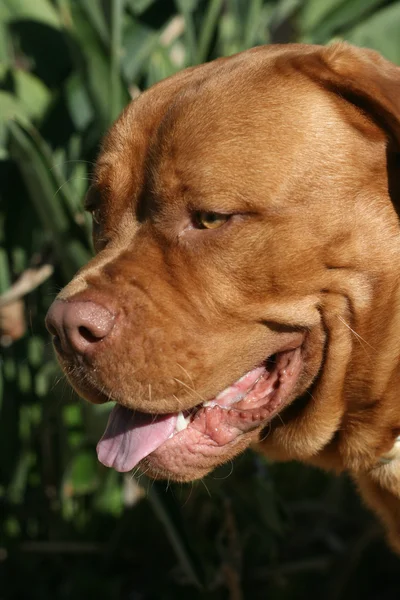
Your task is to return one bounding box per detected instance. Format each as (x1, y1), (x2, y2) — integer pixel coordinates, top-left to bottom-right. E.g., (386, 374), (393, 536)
(378, 436), (400, 465)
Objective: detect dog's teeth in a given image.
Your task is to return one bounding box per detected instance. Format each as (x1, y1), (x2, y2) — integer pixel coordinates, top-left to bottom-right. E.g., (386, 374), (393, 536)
(175, 411), (190, 432)
(203, 393), (243, 409)
(231, 393), (245, 404)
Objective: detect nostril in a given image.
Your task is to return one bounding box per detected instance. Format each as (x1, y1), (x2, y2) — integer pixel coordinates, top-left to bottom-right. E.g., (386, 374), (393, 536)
(53, 334), (62, 354)
(78, 325), (102, 344)
(46, 321), (58, 338)
(46, 299), (116, 357)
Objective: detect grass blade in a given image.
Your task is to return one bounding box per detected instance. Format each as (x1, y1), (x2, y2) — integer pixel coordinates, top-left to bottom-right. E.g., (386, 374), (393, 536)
(110, 0), (125, 123)
(196, 0), (223, 63)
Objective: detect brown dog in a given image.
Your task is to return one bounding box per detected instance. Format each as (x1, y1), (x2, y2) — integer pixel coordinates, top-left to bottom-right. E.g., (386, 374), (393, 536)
(46, 42), (400, 552)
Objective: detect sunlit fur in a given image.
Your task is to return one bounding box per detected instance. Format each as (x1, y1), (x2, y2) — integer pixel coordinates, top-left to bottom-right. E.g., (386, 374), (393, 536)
(53, 43), (400, 553)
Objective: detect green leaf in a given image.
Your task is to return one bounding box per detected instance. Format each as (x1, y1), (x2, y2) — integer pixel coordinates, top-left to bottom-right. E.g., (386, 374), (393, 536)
(8, 450), (35, 504)
(175, 0), (199, 12)
(11, 246), (27, 274)
(93, 469), (123, 516)
(217, 11), (243, 57)
(1, 0), (61, 28)
(13, 69), (51, 121)
(127, 0), (158, 15)
(110, 0), (125, 123)
(63, 404), (83, 428)
(63, 0), (129, 130)
(80, 0), (110, 47)
(17, 363), (31, 394)
(0, 91), (30, 124)
(63, 449), (99, 496)
(8, 121), (91, 279)
(344, 3), (400, 64)
(298, 0), (347, 35)
(68, 159), (90, 203)
(65, 72), (94, 131)
(4, 516), (21, 537)
(145, 46), (178, 87)
(196, 0), (223, 63)
(122, 21), (159, 82)
(0, 247), (11, 293)
(300, 0), (387, 43)
(175, 0), (197, 65)
(270, 0), (303, 31)
(3, 357), (17, 381)
(0, 20), (10, 65)
(243, 0), (264, 49)
(34, 360), (60, 397)
(27, 336), (45, 368)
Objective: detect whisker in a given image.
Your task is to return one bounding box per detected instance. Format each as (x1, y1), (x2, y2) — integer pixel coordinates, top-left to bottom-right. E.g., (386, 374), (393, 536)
(199, 477), (212, 498)
(50, 373), (67, 392)
(172, 394), (184, 409)
(259, 422), (272, 443)
(173, 377), (206, 403)
(181, 481), (194, 508)
(151, 413), (160, 425)
(136, 467), (150, 484)
(130, 466), (142, 480)
(337, 315), (375, 359)
(53, 175), (92, 201)
(304, 389), (316, 402)
(176, 363), (197, 392)
(50, 159), (96, 170)
(213, 460), (234, 480)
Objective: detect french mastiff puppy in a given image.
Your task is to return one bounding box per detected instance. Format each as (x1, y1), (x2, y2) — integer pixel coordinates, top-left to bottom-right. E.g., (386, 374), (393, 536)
(46, 42), (400, 552)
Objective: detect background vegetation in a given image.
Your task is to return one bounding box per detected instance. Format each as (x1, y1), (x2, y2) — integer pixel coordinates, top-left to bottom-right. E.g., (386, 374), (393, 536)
(1, 1), (400, 598)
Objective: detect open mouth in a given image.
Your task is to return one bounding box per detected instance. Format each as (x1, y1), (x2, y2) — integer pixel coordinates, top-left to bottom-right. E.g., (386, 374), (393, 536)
(96, 346), (303, 474)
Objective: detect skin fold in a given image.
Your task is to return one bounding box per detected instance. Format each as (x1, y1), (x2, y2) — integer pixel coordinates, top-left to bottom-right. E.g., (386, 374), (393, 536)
(46, 42), (400, 553)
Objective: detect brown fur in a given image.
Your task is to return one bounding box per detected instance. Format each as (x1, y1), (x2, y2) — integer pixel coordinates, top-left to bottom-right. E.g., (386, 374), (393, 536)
(50, 43), (400, 552)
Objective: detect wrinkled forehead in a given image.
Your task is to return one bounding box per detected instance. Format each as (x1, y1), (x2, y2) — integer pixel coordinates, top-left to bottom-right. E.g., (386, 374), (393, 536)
(92, 48), (351, 217)
(146, 76), (312, 205)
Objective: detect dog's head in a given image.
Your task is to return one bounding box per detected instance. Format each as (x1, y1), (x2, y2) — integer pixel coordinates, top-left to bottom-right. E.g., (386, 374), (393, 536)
(46, 43), (400, 480)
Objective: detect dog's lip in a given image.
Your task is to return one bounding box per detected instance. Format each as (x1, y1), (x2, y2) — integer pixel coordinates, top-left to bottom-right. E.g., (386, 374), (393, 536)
(59, 330), (306, 410)
(96, 344), (304, 473)
(167, 345), (303, 437)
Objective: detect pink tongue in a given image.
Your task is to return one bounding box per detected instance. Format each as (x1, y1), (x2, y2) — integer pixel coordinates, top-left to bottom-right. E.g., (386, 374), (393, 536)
(96, 405), (177, 472)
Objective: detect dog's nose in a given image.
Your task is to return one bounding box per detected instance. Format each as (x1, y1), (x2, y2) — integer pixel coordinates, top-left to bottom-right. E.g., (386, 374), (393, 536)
(45, 300), (115, 357)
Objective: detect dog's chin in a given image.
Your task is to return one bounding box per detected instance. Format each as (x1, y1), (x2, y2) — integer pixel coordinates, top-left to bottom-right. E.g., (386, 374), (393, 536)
(95, 345), (305, 480)
(58, 361), (110, 405)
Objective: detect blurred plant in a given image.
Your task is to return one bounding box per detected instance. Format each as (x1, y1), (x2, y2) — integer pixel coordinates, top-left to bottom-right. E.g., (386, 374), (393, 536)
(1, 1), (400, 598)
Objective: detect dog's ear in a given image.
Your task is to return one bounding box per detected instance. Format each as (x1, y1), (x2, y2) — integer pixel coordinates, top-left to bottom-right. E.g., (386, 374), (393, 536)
(300, 42), (400, 149)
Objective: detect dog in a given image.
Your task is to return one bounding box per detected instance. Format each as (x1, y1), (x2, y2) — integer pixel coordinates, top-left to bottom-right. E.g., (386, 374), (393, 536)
(46, 42), (400, 553)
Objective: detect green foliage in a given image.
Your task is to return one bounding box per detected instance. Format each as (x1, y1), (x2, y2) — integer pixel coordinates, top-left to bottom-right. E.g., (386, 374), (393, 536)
(1, 1), (400, 598)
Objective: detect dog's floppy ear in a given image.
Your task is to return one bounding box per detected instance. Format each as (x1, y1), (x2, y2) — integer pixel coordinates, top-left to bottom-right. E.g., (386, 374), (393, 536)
(301, 42), (400, 148)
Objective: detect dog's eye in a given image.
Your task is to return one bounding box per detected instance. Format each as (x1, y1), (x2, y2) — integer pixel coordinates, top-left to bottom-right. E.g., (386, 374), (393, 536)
(84, 187), (102, 226)
(84, 205), (101, 228)
(192, 211), (230, 230)
(90, 207), (101, 226)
